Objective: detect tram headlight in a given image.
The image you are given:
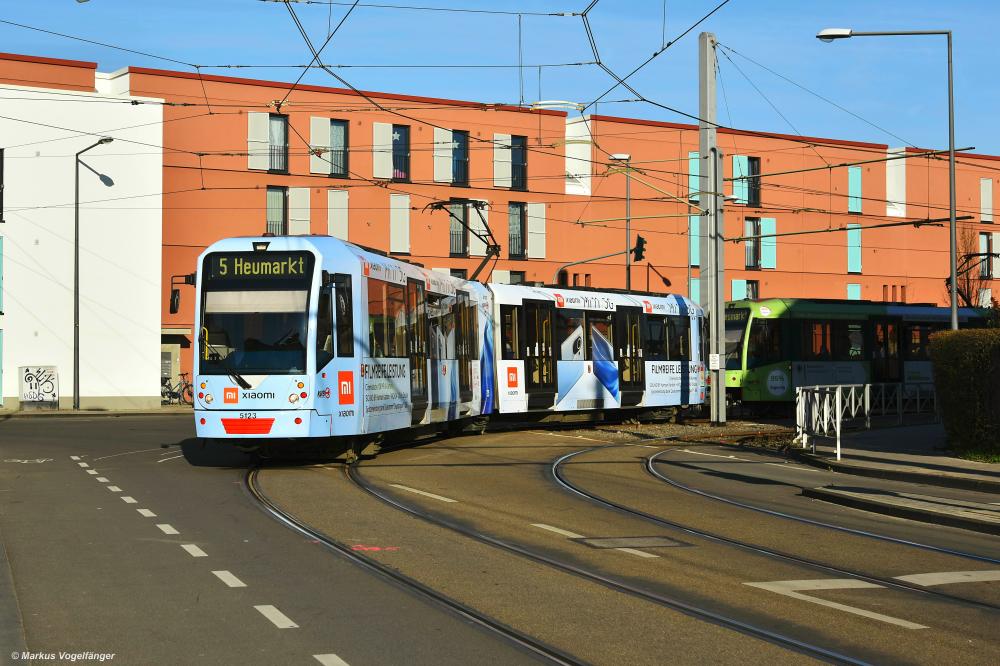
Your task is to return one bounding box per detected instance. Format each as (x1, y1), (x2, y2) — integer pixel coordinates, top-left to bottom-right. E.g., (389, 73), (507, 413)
(288, 393), (300, 404)
(204, 393), (214, 404)
(296, 381), (305, 389)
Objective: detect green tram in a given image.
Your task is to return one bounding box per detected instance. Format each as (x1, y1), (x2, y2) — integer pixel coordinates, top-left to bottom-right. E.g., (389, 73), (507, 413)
(724, 298), (985, 404)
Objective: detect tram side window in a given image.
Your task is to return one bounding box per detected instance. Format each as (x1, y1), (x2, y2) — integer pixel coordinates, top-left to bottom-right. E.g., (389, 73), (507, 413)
(427, 294), (456, 360)
(904, 324), (937, 360)
(316, 287), (334, 369)
(802, 321), (833, 361)
(667, 315), (691, 361)
(500, 304), (520, 360)
(746, 319), (782, 368)
(586, 312), (614, 361)
(725, 308), (750, 369)
(334, 274), (354, 357)
(557, 308), (586, 360)
(643, 315), (668, 361)
(833, 321), (864, 361)
(453, 293), (480, 361)
(367, 278), (406, 358)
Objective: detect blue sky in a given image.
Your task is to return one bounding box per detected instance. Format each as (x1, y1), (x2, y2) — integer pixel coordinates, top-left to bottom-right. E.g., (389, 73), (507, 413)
(2, 1), (997, 153)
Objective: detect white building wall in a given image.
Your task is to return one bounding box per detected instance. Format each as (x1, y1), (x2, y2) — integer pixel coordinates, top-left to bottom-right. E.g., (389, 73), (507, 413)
(0, 81), (163, 409)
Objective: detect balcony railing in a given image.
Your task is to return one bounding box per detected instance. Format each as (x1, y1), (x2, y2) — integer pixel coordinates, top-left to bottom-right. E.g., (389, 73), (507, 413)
(511, 163), (527, 191)
(392, 151), (409, 181)
(328, 148), (348, 177)
(450, 226), (467, 256)
(452, 158), (468, 186)
(269, 144), (288, 172)
(509, 229), (524, 258)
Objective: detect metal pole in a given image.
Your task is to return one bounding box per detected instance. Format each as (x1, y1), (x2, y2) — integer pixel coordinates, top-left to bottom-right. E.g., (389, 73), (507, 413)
(625, 157), (631, 290)
(947, 31), (958, 329)
(74, 154), (80, 411)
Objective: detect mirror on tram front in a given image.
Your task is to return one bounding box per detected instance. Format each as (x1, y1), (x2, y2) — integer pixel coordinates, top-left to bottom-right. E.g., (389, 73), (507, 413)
(169, 288), (180, 314)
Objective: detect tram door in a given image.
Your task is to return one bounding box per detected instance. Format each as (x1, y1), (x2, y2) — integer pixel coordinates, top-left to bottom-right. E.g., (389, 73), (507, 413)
(871, 319), (901, 383)
(522, 299), (556, 408)
(455, 290), (475, 403)
(407, 279), (429, 424)
(617, 307), (644, 406)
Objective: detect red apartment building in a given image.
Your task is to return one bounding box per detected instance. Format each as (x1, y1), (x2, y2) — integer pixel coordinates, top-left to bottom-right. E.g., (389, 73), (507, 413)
(1, 52), (997, 381)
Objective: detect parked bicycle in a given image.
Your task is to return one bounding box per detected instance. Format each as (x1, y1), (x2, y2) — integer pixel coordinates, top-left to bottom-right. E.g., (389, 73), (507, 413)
(161, 372), (194, 406)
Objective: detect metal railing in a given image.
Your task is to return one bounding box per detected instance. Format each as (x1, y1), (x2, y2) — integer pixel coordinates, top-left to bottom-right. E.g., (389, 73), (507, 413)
(794, 382), (937, 460)
(449, 226), (467, 256)
(269, 144), (287, 172)
(392, 151), (410, 180)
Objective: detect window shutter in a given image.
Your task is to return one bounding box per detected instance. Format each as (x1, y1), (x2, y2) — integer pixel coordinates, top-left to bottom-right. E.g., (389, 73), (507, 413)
(848, 166), (862, 213)
(847, 223), (862, 273)
(492, 269), (510, 284)
(689, 215), (700, 267)
(846, 283), (861, 300)
(993, 233), (1000, 277)
(690, 278), (700, 304)
(886, 147), (906, 217)
(978, 288), (993, 308)
(493, 133), (512, 188)
(469, 201), (488, 256)
(731, 155), (749, 204)
(433, 127), (453, 183)
(982, 178), (994, 223)
(432, 268), (450, 274)
(526, 202), (546, 259)
(327, 190), (348, 240)
(688, 151), (700, 202)
(288, 188), (310, 235)
(372, 122), (393, 179)
(0, 235), (3, 313)
(247, 112), (270, 170)
(310, 116), (330, 174)
(731, 279), (747, 300)
(389, 193), (410, 253)
(760, 217), (776, 269)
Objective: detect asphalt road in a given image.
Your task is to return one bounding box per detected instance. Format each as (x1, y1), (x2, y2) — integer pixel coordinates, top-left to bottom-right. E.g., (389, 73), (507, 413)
(0, 416), (538, 666)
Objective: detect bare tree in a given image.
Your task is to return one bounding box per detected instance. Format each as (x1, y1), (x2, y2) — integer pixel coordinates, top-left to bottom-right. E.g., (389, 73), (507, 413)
(951, 225), (991, 307)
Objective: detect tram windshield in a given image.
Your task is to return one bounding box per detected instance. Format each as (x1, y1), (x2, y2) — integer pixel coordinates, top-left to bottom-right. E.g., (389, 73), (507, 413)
(724, 308), (750, 369)
(198, 251), (315, 375)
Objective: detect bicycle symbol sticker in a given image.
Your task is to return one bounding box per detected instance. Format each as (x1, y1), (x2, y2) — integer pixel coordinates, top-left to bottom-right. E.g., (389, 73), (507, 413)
(19, 366), (59, 405)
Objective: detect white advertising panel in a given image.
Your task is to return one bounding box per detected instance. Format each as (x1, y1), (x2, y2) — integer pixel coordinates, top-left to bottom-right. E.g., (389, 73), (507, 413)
(643, 361), (703, 406)
(361, 357), (411, 433)
(498, 360), (526, 413)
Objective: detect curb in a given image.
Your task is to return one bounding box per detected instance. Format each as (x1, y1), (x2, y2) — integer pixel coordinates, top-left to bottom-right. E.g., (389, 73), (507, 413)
(802, 486), (1000, 537)
(789, 449), (1000, 495)
(0, 526), (27, 662)
(0, 409), (191, 421)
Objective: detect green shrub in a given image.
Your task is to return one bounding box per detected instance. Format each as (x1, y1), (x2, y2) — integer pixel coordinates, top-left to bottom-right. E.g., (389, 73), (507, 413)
(929, 329), (1000, 455)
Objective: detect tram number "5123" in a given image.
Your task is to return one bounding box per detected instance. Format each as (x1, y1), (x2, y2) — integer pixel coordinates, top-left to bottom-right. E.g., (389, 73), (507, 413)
(239, 412), (257, 419)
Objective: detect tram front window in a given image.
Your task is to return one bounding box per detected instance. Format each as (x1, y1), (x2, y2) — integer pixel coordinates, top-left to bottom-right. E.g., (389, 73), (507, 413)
(200, 290), (309, 375)
(725, 308), (750, 369)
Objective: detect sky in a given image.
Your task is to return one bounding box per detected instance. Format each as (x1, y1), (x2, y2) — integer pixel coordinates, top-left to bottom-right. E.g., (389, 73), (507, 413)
(2, 0), (997, 153)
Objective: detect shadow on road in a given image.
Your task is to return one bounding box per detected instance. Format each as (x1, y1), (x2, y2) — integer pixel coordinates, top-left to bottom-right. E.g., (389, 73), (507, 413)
(177, 437), (256, 468)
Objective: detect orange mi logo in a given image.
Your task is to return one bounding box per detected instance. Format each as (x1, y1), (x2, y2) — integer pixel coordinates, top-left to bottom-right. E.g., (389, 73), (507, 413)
(224, 387), (239, 404)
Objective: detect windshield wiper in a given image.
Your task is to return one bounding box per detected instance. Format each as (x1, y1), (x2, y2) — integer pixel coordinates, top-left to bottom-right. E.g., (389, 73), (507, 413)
(199, 333), (252, 389)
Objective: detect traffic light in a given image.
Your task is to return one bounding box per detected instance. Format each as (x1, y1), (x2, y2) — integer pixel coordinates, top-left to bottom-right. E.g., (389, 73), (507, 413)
(632, 235), (647, 262)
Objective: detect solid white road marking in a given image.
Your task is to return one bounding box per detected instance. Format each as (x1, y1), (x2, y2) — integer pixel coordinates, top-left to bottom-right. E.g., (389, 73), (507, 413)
(121, 496), (137, 504)
(181, 544), (206, 557)
(314, 654), (351, 666)
(156, 524), (179, 535)
(681, 449), (739, 460)
(93, 447), (164, 461)
(536, 431), (607, 443)
(389, 484), (457, 503)
(616, 547), (660, 559)
(107, 486), (122, 493)
(745, 579), (928, 630)
(531, 523), (586, 539)
(70, 456), (81, 461)
(763, 462), (820, 472)
(211, 570), (247, 588)
(86, 470), (98, 475)
(138, 509), (157, 518)
(96, 477), (109, 483)
(254, 605), (298, 629)
(157, 455), (184, 463)
(78, 462), (90, 468)
(895, 570), (1000, 586)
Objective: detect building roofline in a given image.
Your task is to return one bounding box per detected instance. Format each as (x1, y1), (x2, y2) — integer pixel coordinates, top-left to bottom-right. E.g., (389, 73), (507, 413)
(0, 51), (97, 70)
(904, 145), (1000, 162)
(126, 66), (567, 117)
(589, 113), (890, 150)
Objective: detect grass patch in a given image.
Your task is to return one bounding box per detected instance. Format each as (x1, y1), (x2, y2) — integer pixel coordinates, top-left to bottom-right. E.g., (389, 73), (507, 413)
(957, 449), (1000, 464)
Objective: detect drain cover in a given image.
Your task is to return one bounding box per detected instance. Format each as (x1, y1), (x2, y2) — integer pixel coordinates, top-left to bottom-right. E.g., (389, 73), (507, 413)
(575, 536), (689, 549)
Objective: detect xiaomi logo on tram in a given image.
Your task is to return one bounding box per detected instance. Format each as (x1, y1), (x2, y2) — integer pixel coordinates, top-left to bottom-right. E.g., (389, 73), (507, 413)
(642, 300), (653, 314)
(554, 293), (565, 308)
(338, 371), (355, 405)
(224, 387), (239, 404)
(507, 367), (518, 388)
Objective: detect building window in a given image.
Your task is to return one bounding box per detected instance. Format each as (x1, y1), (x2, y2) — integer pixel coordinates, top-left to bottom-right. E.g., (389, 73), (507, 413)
(745, 218), (761, 269)
(747, 156), (761, 207)
(732, 155), (760, 206)
(980, 232), (993, 278)
(269, 114), (288, 173)
(848, 165), (862, 214)
(572, 273), (580, 287)
(508, 202), (526, 258)
(392, 124), (410, 181)
(510, 271), (526, 285)
(266, 186), (287, 234)
(584, 273), (591, 287)
(329, 119), (349, 177)
(557, 270), (568, 287)
(449, 200), (468, 256)
(452, 130), (469, 186)
(511, 135), (527, 191)
(746, 280), (759, 300)
(450, 268), (467, 280)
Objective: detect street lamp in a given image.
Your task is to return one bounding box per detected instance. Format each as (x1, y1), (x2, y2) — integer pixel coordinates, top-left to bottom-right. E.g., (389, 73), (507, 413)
(817, 27), (958, 330)
(610, 153), (632, 290)
(74, 136), (113, 410)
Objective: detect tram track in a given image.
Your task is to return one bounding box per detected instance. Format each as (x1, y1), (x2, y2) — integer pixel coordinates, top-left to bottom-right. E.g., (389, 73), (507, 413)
(344, 460), (869, 665)
(244, 467), (581, 666)
(548, 445), (1000, 614)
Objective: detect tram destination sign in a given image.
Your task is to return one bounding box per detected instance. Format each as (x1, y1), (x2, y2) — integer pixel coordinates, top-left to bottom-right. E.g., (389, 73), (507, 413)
(204, 252), (314, 283)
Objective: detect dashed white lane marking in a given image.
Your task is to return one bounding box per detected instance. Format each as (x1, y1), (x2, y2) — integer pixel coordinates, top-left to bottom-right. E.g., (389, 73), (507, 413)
(96, 477), (109, 483)
(156, 524), (179, 535)
(86, 470), (98, 475)
(531, 523), (586, 539)
(138, 509), (157, 518)
(763, 462), (820, 472)
(70, 456), (81, 461)
(314, 654), (350, 666)
(181, 544), (206, 557)
(254, 605), (298, 629)
(121, 496), (137, 504)
(212, 570), (247, 588)
(745, 579), (927, 630)
(536, 431), (608, 443)
(157, 455), (185, 463)
(389, 484), (457, 503)
(616, 547), (660, 559)
(107, 486), (122, 493)
(93, 447), (164, 461)
(681, 449), (739, 460)
(895, 570), (1000, 586)
(78, 462), (90, 468)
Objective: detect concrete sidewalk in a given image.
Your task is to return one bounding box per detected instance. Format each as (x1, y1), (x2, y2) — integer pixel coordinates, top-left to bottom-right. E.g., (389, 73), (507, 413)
(0, 405), (192, 420)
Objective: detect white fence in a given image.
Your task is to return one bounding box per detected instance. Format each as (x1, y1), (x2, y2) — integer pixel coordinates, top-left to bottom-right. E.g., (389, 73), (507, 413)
(794, 383), (937, 460)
